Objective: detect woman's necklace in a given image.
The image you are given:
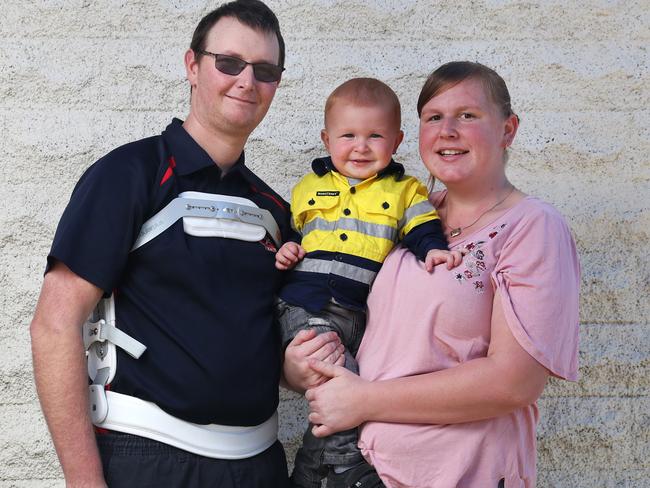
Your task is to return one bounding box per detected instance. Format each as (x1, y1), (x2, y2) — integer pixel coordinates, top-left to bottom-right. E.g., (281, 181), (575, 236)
(446, 185), (516, 238)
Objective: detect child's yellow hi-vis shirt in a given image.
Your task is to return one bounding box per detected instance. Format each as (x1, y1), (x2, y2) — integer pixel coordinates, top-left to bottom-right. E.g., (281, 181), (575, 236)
(280, 157), (448, 312)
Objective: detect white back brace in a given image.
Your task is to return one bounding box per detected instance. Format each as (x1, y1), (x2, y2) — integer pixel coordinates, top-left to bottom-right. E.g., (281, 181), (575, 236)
(83, 192), (281, 457)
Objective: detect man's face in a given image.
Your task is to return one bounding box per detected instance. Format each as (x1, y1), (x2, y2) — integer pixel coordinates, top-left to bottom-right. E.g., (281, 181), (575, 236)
(185, 17), (281, 138)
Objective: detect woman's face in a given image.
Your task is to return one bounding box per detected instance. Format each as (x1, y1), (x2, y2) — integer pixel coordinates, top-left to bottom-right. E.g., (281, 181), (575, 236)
(418, 78), (517, 189)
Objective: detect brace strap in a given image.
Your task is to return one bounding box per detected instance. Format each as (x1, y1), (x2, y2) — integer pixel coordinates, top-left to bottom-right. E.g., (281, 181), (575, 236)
(83, 318), (146, 359)
(132, 196), (282, 251)
(88, 388), (278, 460)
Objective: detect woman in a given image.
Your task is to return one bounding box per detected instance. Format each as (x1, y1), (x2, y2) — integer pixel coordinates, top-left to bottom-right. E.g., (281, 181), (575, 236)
(285, 62), (580, 488)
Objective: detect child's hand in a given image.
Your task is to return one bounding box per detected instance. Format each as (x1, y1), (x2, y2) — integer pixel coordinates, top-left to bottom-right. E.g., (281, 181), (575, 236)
(425, 249), (464, 272)
(275, 242), (306, 270)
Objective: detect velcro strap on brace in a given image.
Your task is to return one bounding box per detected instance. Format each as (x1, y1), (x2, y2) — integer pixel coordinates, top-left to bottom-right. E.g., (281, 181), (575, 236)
(83, 319), (146, 359)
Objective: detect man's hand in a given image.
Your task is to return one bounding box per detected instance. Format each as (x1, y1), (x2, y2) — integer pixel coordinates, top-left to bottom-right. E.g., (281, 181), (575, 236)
(425, 249), (464, 272)
(282, 329), (344, 393)
(275, 242), (306, 270)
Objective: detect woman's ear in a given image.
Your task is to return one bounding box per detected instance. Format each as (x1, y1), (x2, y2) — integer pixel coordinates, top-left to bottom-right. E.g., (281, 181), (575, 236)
(502, 113), (519, 148)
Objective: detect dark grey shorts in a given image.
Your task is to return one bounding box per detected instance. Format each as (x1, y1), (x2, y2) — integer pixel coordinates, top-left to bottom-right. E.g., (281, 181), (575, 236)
(276, 298), (366, 355)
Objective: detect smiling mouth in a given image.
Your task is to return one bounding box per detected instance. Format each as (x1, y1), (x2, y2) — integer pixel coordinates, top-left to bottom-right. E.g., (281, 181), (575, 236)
(438, 149), (468, 156)
(226, 95), (255, 104)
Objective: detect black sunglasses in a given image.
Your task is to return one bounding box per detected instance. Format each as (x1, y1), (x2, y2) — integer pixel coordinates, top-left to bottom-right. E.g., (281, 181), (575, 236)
(197, 50), (284, 83)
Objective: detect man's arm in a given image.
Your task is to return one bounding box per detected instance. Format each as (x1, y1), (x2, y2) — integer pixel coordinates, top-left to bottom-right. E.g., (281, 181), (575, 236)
(30, 261), (107, 487)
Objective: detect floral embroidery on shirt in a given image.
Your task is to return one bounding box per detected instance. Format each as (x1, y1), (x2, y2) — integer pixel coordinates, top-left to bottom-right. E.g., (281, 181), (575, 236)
(451, 223), (508, 293)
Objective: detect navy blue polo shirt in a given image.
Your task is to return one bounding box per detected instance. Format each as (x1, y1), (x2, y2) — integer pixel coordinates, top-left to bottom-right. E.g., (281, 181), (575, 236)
(48, 118), (291, 426)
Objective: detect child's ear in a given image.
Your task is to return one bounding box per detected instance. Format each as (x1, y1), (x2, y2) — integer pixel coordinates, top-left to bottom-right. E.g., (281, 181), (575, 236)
(320, 129), (331, 153)
(392, 130), (405, 154)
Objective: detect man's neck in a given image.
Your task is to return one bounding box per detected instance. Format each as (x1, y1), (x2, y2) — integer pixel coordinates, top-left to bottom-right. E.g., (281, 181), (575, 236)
(182, 114), (247, 171)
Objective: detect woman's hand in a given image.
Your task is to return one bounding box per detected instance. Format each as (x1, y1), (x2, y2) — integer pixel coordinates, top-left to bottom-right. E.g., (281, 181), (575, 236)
(305, 359), (368, 437)
(282, 329), (344, 393)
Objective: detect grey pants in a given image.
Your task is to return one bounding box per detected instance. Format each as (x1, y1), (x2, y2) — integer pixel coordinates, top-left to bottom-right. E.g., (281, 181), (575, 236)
(276, 299), (367, 487)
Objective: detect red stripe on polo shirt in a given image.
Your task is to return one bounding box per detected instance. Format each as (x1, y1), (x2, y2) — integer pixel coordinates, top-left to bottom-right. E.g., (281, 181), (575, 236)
(160, 156), (177, 186)
(250, 184), (285, 211)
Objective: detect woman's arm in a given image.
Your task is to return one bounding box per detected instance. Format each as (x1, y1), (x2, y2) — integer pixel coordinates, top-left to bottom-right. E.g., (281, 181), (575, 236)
(306, 291), (549, 437)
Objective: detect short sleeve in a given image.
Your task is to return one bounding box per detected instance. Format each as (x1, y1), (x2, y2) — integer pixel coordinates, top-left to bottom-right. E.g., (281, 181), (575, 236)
(47, 146), (154, 294)
(491, 202), (580, 380)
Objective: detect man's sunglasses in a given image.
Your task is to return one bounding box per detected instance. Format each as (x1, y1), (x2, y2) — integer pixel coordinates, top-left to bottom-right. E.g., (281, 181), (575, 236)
(197, 50), (284, 83)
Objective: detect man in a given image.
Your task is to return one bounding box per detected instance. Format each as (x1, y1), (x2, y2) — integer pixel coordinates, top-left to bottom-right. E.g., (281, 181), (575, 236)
(30, 1), (335, 486)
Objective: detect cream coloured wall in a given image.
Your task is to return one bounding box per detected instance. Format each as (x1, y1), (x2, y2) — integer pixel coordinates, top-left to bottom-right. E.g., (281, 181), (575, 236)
(1, 1), (647, 486)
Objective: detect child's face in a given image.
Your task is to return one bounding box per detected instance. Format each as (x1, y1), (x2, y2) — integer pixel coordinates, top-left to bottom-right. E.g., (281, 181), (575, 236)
(321, 103), (404, 180)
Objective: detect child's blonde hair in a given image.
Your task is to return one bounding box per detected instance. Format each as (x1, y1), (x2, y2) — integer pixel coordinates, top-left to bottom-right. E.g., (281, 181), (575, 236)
(324, 77), (401, 129)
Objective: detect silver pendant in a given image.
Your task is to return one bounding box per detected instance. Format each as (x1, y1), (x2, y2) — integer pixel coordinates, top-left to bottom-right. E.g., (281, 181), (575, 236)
(450, 227), (462, 238)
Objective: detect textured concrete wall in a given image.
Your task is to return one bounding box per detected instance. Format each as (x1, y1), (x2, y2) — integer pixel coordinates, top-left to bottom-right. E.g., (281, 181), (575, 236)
(1, 1), (647, 486)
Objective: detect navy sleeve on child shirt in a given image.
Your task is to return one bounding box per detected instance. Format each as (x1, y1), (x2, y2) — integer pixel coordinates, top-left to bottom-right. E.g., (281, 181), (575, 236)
(402, 219), (449, 261)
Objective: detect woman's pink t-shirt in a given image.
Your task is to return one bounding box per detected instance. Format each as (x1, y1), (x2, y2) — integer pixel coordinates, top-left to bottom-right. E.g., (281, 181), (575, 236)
(356, 195), (580, 488)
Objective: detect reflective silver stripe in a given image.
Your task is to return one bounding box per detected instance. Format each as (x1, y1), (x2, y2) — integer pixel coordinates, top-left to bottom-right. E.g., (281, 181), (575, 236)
(132, 197), (282, 250)
(302, 217), (397, 242)
(399, 200), (437, 229)
(294, 258), (377, 285)
(301, 217), (332, 235)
